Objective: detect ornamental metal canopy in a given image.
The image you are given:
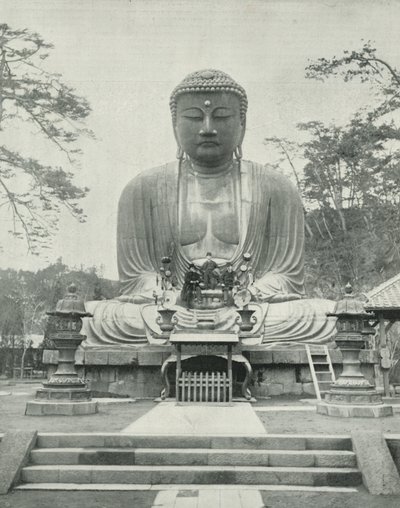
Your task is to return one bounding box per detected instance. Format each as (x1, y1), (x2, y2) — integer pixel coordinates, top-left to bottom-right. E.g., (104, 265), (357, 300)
(364, 272), (400, 319)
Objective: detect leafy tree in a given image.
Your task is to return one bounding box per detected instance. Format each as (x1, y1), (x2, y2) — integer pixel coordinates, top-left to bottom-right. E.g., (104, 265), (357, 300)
(265, 115), (400, 294)
(305, 41), (400, 119)
(0, 24), (92, 254)
(298, 117), (400, 231)
(299, 42), (400, 292)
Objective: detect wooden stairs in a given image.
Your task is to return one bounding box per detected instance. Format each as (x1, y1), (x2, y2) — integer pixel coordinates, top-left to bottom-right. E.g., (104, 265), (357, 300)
(305, 345), (336, 400)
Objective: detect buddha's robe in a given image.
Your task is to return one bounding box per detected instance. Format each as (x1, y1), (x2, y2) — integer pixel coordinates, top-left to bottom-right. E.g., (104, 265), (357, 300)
(83, 160), (336, 346)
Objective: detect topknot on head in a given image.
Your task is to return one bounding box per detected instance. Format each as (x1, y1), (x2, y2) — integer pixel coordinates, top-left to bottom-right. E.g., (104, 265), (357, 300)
(169, 69), (248, 123)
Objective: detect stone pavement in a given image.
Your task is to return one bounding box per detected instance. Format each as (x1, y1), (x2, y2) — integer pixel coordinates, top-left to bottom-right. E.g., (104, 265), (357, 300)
(151, 488), (264, 508)
(121, 402), (266, 435)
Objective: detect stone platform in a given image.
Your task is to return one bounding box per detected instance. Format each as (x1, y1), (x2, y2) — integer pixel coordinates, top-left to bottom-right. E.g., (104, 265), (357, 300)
(25, 384), (98, 416)
(42, 346), (378, 399)
(317, 401), (393, 418)
(25, 400), (98, 416)
(121, 402), (266, 435)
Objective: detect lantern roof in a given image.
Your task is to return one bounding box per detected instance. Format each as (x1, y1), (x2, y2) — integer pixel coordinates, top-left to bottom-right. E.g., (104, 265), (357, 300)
(327, 283), (371, 318)
(47, 284), (92, 317)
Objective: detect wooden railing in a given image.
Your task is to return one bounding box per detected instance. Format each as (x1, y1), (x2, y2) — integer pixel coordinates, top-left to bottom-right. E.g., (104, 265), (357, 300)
(177, 371), (231, 402)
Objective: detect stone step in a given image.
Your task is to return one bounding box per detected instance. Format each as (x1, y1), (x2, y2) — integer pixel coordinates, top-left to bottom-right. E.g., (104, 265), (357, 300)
(21, 464), (363, 486)
(35, 433), (353, 451)
(318, 381), (334, 391)
(315, 372), (332, 379)
(15, 483), (360, 493)
(30, 448), (357, 468)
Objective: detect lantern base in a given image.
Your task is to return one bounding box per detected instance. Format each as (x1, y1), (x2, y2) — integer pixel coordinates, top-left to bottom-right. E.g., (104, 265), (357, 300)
(317, 401), (393, 418)
(34, 386), (93, 401)
(25, 385), (98, 416)
(325, 388), (383, 405)
(25, 399), (98, 416)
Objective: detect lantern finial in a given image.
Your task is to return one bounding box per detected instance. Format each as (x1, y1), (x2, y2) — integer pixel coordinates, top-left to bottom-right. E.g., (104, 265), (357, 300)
(344, 282), (352, 295)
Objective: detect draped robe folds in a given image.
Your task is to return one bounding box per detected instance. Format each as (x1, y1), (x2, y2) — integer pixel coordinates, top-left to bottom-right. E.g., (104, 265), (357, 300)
(83, 160), (336, 346)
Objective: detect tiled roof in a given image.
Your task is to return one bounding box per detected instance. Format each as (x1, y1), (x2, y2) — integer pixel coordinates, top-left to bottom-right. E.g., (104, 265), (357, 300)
(364, 273), (400, 310)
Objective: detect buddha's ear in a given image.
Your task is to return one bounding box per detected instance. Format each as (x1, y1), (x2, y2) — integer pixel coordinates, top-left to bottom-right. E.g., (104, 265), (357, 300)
(172, 123), (184, 160)
(238, 116), (246, 144)
(172, 121), (180, 144)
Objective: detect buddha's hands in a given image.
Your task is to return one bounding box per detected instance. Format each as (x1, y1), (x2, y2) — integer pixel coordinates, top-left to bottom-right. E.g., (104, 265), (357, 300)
(250, 275), (303, 304)
(268, 293), (303, 303)
(116, 274), (161, 304)
(116, 294), (154, 304)
(251, 288), (302, 303)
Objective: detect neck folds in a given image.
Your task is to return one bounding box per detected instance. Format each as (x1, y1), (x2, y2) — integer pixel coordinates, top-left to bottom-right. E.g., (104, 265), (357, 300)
(187, 158), (235, 177)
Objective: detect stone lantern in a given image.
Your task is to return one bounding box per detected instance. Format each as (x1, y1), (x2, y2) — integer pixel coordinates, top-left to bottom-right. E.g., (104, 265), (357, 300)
(25, 284), (98, 416)
(317, 284), (393, 418)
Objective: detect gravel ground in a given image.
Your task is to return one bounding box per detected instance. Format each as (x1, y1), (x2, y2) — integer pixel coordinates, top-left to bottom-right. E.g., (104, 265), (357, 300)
(1, 381), (400, 507)
(2, 382), (400, 435)
(260, 490), (400, 508)
(0, 491), (156, 508)
(256, 407), (400, 435)
(0, 382), (155, 433)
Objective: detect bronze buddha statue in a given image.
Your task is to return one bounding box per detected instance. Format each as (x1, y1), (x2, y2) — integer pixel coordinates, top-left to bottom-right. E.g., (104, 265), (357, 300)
(83, 69), (336, 346)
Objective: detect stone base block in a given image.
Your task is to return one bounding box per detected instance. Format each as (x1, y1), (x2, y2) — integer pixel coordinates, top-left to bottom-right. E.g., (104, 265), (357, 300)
(25, 400), (98, 416)
(325, 389), (383, 405)
(317, 401), (393, 418)
(35, 387), (92, 401)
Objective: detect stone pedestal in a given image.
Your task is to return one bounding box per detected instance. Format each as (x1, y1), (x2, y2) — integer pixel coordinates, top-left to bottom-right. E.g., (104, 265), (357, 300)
(25, 285), (97, 416)
(25, 399), (97, 416)
(317, 400), (393, 418)
(317, 285), (393, 418)
(26, 333), (98, 416)
(317, 335), (392, 418)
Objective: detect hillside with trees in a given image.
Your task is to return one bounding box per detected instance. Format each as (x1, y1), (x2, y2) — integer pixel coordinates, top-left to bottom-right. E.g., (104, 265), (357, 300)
(266, 42), (400, 298)
(0, 260), (118, 377)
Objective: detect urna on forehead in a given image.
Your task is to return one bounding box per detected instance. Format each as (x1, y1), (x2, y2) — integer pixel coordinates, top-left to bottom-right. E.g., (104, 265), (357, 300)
(170, 69), (248, 122)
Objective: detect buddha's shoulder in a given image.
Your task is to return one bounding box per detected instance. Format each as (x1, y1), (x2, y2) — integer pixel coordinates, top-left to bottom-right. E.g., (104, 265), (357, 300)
(121, 161), (178, 195)
(243, 160), (298, 191)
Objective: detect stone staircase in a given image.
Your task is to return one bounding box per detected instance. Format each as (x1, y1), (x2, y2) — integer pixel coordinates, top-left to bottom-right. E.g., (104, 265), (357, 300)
(16, 433), (363, 491)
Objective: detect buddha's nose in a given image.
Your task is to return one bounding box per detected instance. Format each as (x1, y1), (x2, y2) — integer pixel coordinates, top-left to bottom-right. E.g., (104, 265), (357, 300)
(199, 116), (217, 136)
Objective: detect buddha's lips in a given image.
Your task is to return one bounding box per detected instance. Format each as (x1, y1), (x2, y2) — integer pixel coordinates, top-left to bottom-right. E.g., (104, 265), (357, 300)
(198, 141), (220, 146)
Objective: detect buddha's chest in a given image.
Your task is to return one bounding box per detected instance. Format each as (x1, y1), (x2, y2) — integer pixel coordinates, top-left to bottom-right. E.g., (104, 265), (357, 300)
(178, 170), (240, 259)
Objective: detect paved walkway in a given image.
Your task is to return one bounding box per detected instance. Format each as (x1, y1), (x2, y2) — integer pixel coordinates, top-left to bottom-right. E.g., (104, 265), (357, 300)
(151, 488), (264, 508)
(121, 402), (266, 435)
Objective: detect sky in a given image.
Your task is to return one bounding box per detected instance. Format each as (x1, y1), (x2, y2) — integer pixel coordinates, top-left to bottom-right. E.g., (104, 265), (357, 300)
(1, 0), (400, 279)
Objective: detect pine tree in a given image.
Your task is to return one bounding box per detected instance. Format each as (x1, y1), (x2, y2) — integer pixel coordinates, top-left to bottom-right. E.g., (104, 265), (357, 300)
(0, 24), (92, 253)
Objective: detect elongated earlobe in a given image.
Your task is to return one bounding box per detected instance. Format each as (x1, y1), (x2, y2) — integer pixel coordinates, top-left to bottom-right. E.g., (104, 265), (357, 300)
(234, 145), (243, 160)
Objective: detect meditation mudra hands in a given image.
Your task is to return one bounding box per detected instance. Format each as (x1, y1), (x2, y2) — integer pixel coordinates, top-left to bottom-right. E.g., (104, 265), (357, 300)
(117, 275), (159, 304)
(116, 279), (302, 306)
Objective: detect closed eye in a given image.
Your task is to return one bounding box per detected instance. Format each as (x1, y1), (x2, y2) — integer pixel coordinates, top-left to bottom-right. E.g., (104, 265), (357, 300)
(213, 113), (233, 119)
(212, 107), (234, 119)
(182, 108), (203, 120)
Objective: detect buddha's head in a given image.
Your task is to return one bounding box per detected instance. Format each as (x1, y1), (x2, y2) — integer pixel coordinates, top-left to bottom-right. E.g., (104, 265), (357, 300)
(170, 70), (247, 167)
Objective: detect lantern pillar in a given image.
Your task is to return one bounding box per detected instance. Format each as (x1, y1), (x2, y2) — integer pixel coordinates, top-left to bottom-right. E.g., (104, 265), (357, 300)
(317, 284), (393, 418)
(25, 285), (98, 416)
